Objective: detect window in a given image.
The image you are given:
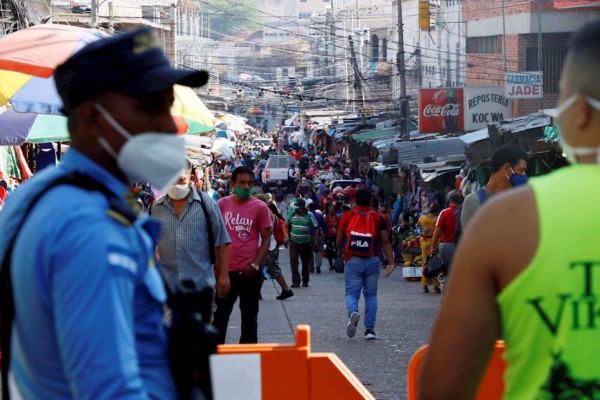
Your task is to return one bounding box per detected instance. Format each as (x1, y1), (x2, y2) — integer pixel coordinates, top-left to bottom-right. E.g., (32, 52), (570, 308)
(298, 10), (312, 18)
(526, 46), (568, 94)
(371, 34), (379, 62)
(466, 36), (498, 54)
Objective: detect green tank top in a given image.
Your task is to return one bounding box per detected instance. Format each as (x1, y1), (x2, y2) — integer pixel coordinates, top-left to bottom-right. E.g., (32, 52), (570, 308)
(497, 165), (600, 399)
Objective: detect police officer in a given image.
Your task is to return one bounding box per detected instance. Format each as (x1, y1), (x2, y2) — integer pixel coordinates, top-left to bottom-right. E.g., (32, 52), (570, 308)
(0, 28), (208, 399)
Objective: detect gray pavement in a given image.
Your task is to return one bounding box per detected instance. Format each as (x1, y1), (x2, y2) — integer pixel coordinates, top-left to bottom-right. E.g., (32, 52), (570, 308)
(222, 247), (441, 400)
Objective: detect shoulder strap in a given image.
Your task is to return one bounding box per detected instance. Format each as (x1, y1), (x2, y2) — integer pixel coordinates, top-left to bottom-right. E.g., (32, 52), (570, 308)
(1, 172), (136, 400)
(197, 190), (216, 265)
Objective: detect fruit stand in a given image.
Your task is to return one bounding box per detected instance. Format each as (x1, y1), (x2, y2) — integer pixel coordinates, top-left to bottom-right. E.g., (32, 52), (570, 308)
(401, 236), (423, 282)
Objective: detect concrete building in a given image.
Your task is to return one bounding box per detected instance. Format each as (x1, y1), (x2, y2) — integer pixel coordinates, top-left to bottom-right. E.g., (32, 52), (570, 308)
(462, 0), (600, 116)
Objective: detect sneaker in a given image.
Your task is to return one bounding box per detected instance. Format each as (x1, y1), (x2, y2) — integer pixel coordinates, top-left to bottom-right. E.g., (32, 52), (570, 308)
(346, 312), (360, 338)
(365, 329), (377, 340)
(302, 282), (309, 287)
(276, 290), (295, 300)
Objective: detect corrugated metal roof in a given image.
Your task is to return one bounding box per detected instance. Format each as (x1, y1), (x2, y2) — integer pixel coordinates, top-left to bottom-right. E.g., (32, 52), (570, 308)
(396, 137), (466, 165)
(459, 128), (488, 144)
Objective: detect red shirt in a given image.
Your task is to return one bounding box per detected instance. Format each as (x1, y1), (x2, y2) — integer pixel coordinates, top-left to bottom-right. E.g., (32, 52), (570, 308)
(435, 205), (457, 243)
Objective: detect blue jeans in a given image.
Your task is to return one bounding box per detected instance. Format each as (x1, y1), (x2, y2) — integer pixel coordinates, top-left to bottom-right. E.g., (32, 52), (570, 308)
(344, 256), (381, 330)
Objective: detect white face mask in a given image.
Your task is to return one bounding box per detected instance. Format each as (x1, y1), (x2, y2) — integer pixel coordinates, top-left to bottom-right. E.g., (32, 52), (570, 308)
(556, 94), (600, 165)
(167, 183), (191, 200)
(95, 104), (185, 192)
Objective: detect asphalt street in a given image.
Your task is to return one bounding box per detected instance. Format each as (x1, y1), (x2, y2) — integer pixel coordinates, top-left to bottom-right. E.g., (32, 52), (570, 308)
(223, 247), (442, 400)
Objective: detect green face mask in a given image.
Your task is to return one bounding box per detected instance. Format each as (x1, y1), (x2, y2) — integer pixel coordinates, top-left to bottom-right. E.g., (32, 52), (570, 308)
(234, 187), (253, 200)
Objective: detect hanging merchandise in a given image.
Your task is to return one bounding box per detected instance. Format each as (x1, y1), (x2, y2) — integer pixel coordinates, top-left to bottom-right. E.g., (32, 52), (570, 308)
(35, 143), (57, 172)
(14, 145), (33, 180)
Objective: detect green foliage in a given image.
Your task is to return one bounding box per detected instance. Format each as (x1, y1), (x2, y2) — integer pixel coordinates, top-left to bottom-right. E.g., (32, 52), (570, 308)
(197, 0), (262, 40)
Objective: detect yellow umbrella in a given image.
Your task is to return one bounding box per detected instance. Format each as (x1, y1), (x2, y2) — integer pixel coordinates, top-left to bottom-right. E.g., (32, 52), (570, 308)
(171, 85), (215, 131)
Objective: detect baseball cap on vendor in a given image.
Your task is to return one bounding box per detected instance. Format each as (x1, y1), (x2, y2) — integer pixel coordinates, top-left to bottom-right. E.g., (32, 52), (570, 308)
(55, 27), (209, 113)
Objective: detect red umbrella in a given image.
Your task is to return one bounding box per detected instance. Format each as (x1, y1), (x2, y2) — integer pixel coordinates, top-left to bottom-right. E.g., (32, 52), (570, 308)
(0, 24), (104, 77)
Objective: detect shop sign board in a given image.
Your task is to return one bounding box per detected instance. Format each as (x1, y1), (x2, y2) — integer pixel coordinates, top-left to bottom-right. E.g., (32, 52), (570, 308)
(464, 86), (512, 131)
(418, 87), (464, 134)
(505, 71), (543, 99)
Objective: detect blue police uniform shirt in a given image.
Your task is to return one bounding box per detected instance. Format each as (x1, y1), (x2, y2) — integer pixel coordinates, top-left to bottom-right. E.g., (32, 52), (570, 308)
(0, 149), (176, 399)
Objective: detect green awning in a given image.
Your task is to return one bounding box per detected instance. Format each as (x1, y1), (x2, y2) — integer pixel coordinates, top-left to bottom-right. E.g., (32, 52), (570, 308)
(352, 127), (399, 143)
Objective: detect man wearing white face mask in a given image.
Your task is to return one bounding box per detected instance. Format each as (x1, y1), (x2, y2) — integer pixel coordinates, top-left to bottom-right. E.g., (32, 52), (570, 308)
(419, 21), (600, 399)
(150, 159), (231, 300)
(0, 28), (209, 399)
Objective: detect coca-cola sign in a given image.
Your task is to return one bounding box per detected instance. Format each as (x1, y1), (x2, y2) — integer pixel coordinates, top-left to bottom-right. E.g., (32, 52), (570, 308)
(419, 88), (464, 134)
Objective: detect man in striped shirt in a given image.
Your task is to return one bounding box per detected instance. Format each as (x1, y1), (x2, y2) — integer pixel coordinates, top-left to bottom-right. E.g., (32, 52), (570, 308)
(288, 199), (320, 288)
(151, 161), (231, 298)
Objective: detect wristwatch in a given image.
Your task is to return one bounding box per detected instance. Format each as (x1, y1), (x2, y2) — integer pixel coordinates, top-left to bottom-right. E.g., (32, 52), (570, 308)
(251, 263), (260, 271)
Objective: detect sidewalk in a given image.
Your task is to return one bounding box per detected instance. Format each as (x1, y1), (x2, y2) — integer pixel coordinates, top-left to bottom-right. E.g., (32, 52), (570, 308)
(223, 247), (442, 400)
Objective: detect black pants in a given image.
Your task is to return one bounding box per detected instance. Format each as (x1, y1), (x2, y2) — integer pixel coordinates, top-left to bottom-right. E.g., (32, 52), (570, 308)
(290, 241), (311, 285)
(212, 271), (261, 344)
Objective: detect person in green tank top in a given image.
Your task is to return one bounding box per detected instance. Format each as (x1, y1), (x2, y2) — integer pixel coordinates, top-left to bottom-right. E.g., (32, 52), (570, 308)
(418, 21), (600, 400)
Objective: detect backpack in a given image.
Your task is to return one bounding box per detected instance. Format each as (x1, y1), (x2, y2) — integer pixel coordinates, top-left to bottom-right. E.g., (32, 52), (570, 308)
(344, 210), (379, 258)
(273, 216), (289, 246)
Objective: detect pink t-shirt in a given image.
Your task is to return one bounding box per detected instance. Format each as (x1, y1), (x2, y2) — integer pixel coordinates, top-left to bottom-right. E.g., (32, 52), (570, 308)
(218, 195), (273, 272)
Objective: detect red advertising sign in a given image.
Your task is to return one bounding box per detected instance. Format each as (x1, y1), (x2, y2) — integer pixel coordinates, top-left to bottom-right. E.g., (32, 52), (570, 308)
(418, 88), (464, 134)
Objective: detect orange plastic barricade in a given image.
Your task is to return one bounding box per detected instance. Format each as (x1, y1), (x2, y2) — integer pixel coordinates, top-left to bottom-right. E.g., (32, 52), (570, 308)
(215, 324), (374, 400)
(406, 340), (506, 400)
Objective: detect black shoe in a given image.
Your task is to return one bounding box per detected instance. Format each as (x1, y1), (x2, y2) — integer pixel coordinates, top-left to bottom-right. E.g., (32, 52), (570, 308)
(258, 292), (263, 300)
(365, 329), (377, 340)
(302, 282), (309, 287)
(316, 268), (321, 274)
(276, 290), (295, 300)
(309, 268), (315, 273)
(291, 283), (300, 288)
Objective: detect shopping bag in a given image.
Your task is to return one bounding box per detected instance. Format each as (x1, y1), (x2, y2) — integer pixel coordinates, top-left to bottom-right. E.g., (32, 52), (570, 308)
(424, 255), (444, 279)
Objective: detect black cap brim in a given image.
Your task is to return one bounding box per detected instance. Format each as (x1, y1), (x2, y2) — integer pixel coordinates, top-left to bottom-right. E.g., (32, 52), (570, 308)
(119, 66), (209, 95)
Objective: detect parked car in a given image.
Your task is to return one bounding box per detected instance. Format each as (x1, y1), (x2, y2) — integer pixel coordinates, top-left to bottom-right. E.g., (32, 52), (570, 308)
(261, 155), (296, 192)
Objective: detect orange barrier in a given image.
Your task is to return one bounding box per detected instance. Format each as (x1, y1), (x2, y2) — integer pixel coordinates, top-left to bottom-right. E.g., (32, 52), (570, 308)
(216, 325), (374, 400)
(406, 340), (506, 400)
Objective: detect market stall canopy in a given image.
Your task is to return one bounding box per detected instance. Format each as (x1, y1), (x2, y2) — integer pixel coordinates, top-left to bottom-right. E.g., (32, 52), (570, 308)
(0, 24), (104, 78)
(0, 108), (68, 145)
(352, 127), (400, 143)
(171, 85), (215, 132)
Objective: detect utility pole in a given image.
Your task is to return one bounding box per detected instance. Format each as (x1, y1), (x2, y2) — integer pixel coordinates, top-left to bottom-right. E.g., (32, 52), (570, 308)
(396, 0), (408, 140)
(349, 35), (365, 123)
(90, 0), (98, 27)
(437, 1), (442, 85)
(170, 5), (177, 66)
(328, 7), (336, 78)
(108, 2), (114, 35)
